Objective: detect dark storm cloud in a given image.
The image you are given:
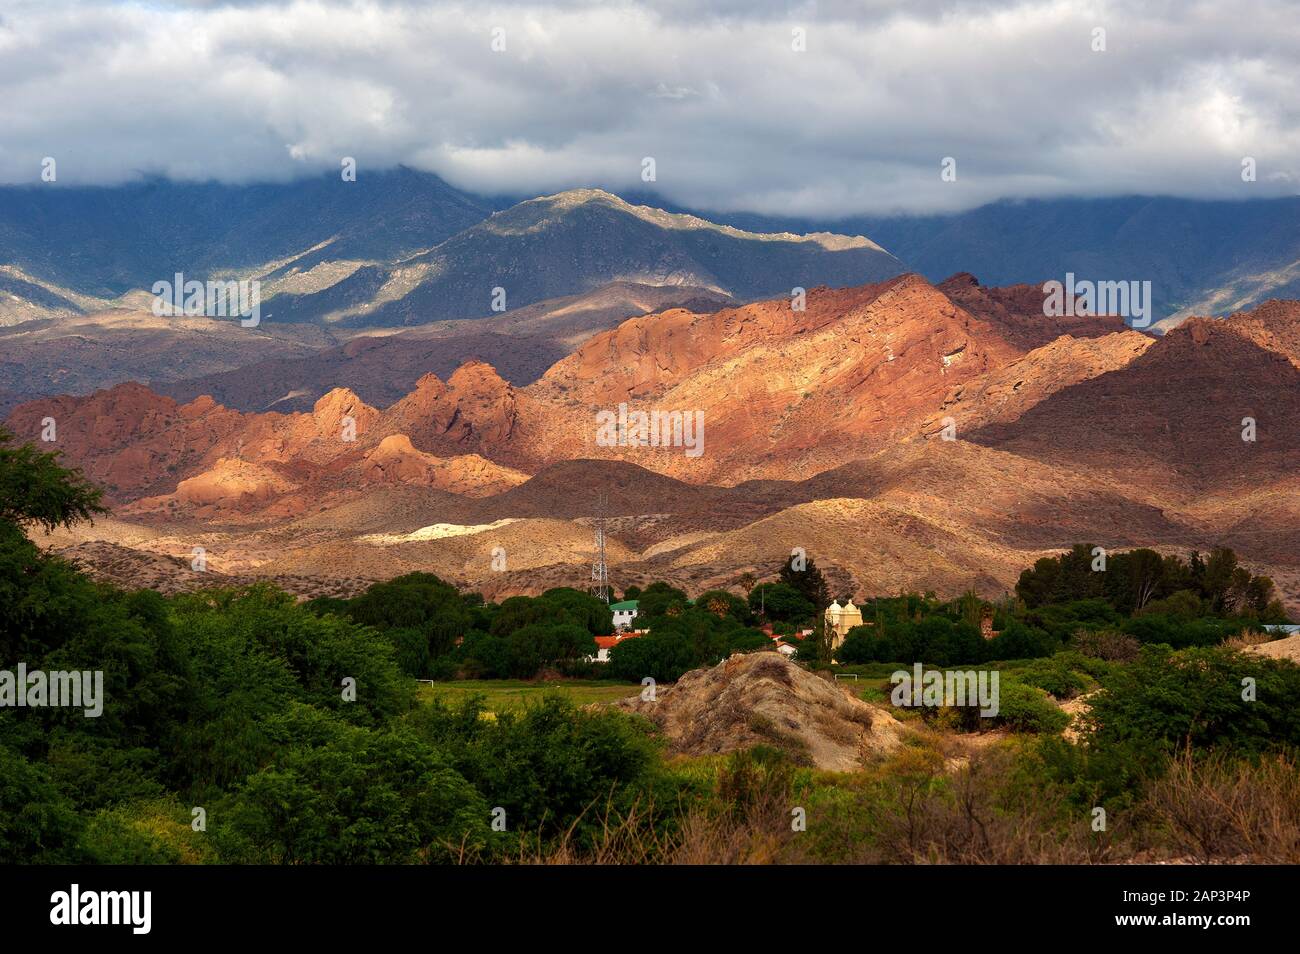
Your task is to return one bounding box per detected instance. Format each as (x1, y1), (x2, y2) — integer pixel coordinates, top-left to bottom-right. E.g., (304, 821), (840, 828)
(1, 0), (1296, 215)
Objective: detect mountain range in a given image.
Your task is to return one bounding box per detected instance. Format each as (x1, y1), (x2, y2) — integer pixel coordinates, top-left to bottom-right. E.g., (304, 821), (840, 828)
(3, 172), (1298, 613)
(10, 270), (1298, 615)
(6, 170), (1300, 330)
(0, 172), (900, 412)
(640, 193), (1300, 328)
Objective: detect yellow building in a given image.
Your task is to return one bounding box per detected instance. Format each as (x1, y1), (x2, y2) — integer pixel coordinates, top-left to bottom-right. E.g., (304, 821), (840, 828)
(824, 599), (863, 649)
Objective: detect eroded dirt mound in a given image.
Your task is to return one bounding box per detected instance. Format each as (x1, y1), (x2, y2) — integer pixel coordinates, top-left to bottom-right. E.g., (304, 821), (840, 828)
(617, 652), (904, 771)
(1247, 634), (1300, 663)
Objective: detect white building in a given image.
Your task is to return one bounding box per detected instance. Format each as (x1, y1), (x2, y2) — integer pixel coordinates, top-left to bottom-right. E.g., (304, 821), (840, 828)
(610, 599), (639, 631)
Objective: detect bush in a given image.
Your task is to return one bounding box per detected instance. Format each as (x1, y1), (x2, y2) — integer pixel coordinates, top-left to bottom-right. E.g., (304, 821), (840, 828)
(171, 585), (414, 727)
(347, 572), (472, 663)
(407, 695), (660, 844)
(1015, 657), (1090, 700)
(227, 711), (490, 864)
(1071, 628), (1140, 661)
(1008, 735), (1161, 815)
(503, 622), (598, 678)
(78, 799), (204, 864)
(1086, 645), (1300, 753)
(993, 681), (1071, 733)
(1142, 752), (1300, 863)
(717, 746), (795, 822)
(0, 744), (83, 863)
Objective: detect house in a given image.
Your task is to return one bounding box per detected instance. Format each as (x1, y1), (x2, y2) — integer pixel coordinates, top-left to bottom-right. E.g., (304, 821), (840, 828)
(610, 599), (639, 631)
(590, 630), (645, 663)
(760, 623), (813, 645)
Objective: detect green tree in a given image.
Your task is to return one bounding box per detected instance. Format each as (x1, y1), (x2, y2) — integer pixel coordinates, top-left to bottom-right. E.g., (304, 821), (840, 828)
(408, 695), (660, 844)
(347, 572), (472, 670)
(228, 708), (490, 864)
(539, 587), (614, 635)
(1087, 645), (1300, 753)
(779, 554), (830, 610)
(696, 589), (751, 623)
(637, 581), (689, 619)
(504, 622), (597, 677)
(0, 427), (106, 532)
(748, 582), (814, 623)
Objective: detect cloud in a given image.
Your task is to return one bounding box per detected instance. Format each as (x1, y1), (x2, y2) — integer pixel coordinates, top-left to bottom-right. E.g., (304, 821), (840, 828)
(0, 0), (1297, 216)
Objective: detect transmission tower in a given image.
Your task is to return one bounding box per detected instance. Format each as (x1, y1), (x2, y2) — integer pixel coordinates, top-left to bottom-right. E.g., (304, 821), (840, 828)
(590, 492), (611, 603)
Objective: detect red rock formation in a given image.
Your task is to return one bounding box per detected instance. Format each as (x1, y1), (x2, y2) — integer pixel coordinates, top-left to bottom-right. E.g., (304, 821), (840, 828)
(938, 272), (1130, 350)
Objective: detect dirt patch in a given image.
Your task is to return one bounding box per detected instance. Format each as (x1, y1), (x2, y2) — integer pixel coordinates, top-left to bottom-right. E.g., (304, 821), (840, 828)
(1246, 633), (1300, 664)
(616, 652), (905, 771)
(1059, 691), (1097, 743)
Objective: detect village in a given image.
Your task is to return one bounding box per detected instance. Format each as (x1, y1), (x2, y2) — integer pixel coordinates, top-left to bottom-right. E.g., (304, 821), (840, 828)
(587, 593), (1004, 664)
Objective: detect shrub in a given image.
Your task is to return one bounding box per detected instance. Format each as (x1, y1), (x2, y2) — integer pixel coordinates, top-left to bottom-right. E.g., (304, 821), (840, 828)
(1015, 657), (1089, 700)
(227, 714), (490, 864)
(1071, 628), (1140, 662)
(0, 744), (83, 863)
(408, 695), (660, 844)
(1142, 751), (1300, 863)
(1006, 734), (1160, 816)
(993, 681), (1071, 733)
(1086, 645), (1300, 753)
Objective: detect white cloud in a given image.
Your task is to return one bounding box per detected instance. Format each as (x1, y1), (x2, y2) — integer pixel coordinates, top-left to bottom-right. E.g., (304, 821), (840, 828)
(0, 0), (1296, 214)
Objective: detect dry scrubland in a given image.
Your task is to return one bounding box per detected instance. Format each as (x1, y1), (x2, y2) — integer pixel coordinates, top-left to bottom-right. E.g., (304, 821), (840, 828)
(420, 649), (1300, 865)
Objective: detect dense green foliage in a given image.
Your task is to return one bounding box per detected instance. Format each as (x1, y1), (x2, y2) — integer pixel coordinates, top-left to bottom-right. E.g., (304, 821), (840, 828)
(747, 582), (812, 622)
(307, 583), (606, 680)
(1087, 645), (1300, 753)
(0, 427), (106, 533)
(0, 439), (668, 863)
(607, 602), (769, 682)
(832, 544), (1288, 668)
(1017, 544), (1286, 620)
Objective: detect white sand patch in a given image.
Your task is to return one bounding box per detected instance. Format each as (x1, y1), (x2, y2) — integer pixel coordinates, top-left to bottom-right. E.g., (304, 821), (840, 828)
(359, 518), (519, 545)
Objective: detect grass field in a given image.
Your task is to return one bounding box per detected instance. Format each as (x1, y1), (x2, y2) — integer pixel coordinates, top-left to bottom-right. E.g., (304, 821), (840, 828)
(832, 659), (1058, 704)
(416, 679), (636, 713)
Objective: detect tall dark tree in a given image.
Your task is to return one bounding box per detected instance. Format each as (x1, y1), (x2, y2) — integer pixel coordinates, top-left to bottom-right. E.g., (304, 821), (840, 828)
(778, 554), (830, 611)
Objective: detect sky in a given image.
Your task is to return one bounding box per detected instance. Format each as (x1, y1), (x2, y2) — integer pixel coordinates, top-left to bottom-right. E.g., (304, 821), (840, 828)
(0, 0), (1297, 216)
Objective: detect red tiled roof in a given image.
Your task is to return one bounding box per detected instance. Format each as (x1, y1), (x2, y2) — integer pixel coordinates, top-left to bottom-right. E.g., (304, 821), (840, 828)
(594, 632), (644, 650)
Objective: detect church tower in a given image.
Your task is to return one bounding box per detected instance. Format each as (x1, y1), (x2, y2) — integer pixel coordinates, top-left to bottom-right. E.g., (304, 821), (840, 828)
(824, 599), (863, 649)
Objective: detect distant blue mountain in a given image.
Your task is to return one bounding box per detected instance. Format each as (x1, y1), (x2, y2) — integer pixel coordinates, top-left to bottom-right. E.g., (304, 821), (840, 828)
(3, 168), (1298, 325)
(621, 192), (1300, 324)
(0, 166), (492, 296)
